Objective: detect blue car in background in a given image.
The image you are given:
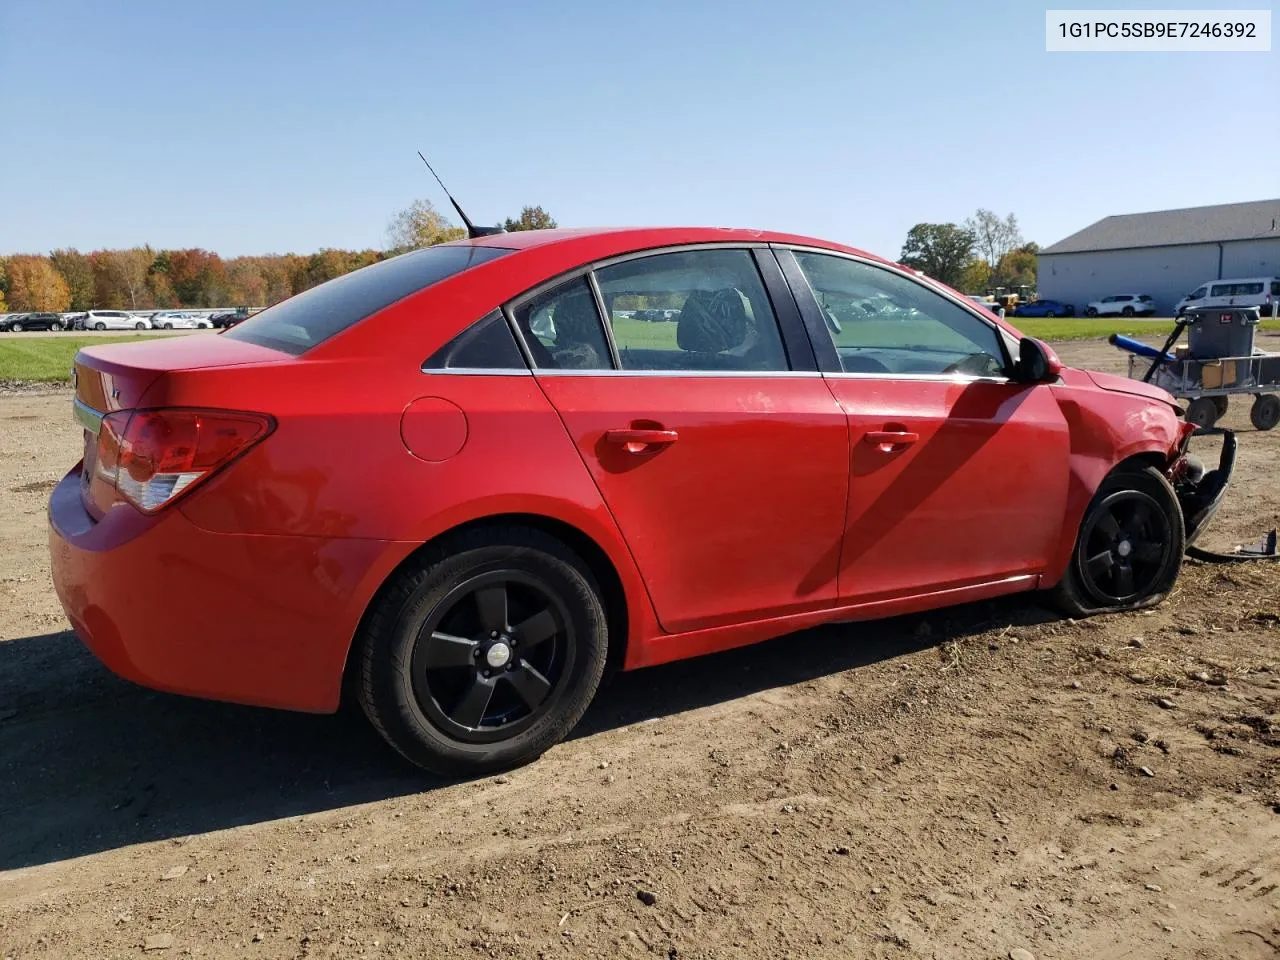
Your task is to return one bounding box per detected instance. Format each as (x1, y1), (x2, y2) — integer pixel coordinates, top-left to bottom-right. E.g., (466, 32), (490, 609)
(1014, 299), (1075, 318)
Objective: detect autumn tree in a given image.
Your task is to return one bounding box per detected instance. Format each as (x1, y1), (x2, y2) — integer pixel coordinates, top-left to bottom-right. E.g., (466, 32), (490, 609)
(162, 248), (229, 306)
(92, 248), (154, 309)
(958, 259), (993, 295)
(6, 255), (72, 312)
(993, 242), (1039, 290)
(964, 210), (1023, 268)
(502, 205), (558, 232)
(50, 249), (95, 310)
(226, 259), (268, 306)
(387, 199), (466, 251)
(899, 223), (976, 288)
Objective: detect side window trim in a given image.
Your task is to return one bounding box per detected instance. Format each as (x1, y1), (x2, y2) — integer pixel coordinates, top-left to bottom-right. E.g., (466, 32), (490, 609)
(752, 248), (816, 373)
(585, 270), (623, 370)
(773, 244), (1015, 379)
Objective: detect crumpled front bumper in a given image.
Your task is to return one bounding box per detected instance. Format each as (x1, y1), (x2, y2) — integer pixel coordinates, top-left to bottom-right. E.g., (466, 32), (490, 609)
(1174, 430), (1236, 547)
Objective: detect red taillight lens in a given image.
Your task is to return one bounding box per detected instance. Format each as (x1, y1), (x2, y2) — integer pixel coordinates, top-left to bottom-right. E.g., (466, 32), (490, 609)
(93, 408), (272, 513)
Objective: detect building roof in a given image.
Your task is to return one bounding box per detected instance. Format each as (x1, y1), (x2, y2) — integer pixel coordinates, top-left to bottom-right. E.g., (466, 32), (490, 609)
(1041, 199), (1280, 255)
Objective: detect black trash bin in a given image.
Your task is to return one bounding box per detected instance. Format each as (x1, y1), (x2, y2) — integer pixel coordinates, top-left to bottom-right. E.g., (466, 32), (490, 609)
(1185, 306), (1260, 360)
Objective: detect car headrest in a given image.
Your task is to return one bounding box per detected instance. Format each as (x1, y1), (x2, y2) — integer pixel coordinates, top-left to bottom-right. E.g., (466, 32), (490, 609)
(552, 292), (602, 344)
(677, 289), (749, 354)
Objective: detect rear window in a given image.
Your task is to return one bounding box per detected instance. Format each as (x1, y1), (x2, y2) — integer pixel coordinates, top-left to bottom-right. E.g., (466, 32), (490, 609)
(225, 244), (514, 354)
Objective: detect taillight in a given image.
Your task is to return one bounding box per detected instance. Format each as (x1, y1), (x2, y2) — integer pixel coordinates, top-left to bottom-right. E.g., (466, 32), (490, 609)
(93, 408), (273, 513)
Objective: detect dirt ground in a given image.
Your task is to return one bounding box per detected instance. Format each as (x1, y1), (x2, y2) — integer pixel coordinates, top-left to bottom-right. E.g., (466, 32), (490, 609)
(1, 338), (1277, 960)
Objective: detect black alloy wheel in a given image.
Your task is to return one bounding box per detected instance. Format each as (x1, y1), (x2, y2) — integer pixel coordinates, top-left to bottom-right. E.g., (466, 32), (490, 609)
(1076, 489), (1172, 605)
(1122, 306), (1135, 317)
(356, 526), (609, 775)
(410, 571), (572, 743)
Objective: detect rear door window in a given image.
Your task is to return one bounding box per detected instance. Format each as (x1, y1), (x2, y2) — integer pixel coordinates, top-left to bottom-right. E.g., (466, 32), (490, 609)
(593, 249), (790, 372)
(225, 244), (513, 354)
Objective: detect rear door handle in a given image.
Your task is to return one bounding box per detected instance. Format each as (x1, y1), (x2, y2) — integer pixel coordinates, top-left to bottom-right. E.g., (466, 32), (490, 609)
(605, 428), (679, 453)
(864, 430), (919, 448)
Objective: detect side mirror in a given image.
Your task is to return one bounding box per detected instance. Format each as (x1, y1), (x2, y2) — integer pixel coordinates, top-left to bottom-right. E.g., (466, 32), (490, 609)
(1013, 336), (1063, 383)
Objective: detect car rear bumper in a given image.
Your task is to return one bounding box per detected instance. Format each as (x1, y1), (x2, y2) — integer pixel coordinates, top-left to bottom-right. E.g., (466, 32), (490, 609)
(48, 465), (404, 713)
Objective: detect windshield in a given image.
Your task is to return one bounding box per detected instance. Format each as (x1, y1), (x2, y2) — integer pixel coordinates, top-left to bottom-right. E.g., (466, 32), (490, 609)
(225, 244), (514, 354)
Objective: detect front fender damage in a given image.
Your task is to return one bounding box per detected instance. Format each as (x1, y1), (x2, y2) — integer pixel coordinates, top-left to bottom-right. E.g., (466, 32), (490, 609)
(1171, 430), (1236, 548)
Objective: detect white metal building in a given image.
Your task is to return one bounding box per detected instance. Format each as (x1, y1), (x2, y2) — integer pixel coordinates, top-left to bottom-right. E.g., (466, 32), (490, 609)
(1037, 199), (1280, 316)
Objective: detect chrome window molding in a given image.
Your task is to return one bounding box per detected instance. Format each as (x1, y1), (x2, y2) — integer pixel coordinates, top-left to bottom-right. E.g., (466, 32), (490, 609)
(421, 367), (533, 376)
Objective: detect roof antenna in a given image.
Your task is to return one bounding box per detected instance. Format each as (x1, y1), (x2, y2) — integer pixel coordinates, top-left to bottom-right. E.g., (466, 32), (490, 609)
(417, 151), (505, 238)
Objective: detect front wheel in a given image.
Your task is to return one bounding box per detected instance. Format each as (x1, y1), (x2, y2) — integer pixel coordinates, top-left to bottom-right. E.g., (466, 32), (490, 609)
(356, 527), (609, 775)
(1184, 397), (1220, 430)
(1044, 310), (1057, 318)
(134, 321), (146, 329)
(94, 322), (106, 330)
(1050, 464), (1184, 618)
(50, 322), (63, 331)
(1122, 306), (1135, 317)
(9, 323), (22, 332)
(163, 323), (173, 329)
(1086, 307), (1098, 317)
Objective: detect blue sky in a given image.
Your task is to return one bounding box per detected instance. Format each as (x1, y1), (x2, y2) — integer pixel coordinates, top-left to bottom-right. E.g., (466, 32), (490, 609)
(1, 0), (1276, 259)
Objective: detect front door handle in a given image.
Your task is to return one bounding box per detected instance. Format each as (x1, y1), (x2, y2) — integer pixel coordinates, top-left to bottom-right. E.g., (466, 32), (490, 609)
(605, 427), (679, 454)
(864, 430), (919, 449)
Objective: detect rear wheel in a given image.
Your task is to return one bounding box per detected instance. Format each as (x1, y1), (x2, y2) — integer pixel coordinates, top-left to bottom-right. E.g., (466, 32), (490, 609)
(1251, 394), (1280, 431)
(50, 321), (63, 332)
(1184, 397), (1219, 430)
(1051, 464), (1184, 618)
(1086, 307), (1098, 317)
(1122, 306), (1135, 317)
(94, 322), (106, 330)
(1044, 310), (1057, 318)
(1212, 396), (1229, 417)
(163, 323), (173, 329)
(10, 323), (22, 332)
(134, 321), (146, 329)
(356, 527), (609, 775)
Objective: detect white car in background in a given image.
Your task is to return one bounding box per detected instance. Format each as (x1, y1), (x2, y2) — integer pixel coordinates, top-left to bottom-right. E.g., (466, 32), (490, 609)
(151, 311), (213, 330)
(1085, 294), (1156, 317)
(83, 310), (151, 330)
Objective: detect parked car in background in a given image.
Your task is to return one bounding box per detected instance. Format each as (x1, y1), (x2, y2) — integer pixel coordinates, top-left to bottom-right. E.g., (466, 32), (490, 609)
(62, 313), (88, 330)
(49, 226), (1231, 776)
(152, 311), (214, 330)
(966, 296), (1005, 319)
(84, 310), (151, 330)
(1014, 299), (1076, 318)
(2, 312), (67, 332)
(1085, 295), (1156, 317)
(1175, 277), (1278, 317)
(210, 308), (254, 329)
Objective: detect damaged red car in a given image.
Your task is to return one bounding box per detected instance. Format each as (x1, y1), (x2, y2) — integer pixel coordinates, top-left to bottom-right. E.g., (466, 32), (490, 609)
(49, 227), (1234, 774)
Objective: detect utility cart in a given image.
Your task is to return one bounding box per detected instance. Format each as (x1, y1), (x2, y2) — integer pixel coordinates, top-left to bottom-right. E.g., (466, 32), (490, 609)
(1109, 305), (1280, 431)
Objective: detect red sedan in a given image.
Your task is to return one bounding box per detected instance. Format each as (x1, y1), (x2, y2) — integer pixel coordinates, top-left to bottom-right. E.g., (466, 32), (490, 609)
(49, 227), (1233, 774)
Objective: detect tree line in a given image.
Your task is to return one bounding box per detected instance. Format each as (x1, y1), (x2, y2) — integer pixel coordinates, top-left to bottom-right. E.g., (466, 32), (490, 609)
(899, 209), (1038, 295)
(0, 202), (558, 314)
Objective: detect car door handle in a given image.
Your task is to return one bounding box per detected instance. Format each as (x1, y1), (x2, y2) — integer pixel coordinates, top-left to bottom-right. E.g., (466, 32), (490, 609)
(864, 430), (919, 448)
(605, 428), (679, 453)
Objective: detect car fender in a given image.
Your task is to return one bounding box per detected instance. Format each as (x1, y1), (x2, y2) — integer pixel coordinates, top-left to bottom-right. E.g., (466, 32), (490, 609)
(1043, 379), (1185, 586)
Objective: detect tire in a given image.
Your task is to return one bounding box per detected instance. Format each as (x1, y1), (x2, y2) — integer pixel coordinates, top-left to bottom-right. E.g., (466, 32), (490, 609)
(1044, 310), (1057, 318)
(1122, 306), (1135, 317)
(94, 322), (106, 330)
(10, 323), (22, 332)
(1251, 394), (1280, 431)
(1086, 307), (1098, 317)
(355, 526), (609, 776)
(1050, 464), (1184, 618)
(135, 321), (146, 329)
(1212, 396), (1229, 417)
(163, 323), (173, 330)
(1184, 397), (1219, 430)
(50, 322), (63, 331)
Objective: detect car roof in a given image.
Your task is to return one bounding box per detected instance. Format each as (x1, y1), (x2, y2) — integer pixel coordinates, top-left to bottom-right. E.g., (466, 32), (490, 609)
(460, 225), (891, 264)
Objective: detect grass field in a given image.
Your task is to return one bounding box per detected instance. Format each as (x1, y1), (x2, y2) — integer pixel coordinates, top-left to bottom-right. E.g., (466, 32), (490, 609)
(0, 335), (166, 382)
